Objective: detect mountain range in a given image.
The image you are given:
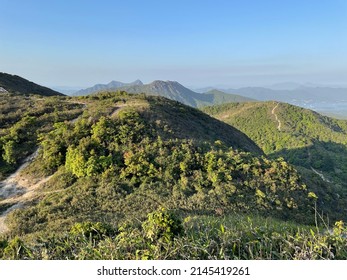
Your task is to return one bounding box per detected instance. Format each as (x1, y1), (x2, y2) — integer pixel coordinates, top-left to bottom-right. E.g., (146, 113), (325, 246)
(72, 79), (254, 107)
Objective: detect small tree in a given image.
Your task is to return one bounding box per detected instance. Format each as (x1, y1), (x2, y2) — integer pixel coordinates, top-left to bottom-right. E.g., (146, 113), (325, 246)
(142, 208), (183, 243)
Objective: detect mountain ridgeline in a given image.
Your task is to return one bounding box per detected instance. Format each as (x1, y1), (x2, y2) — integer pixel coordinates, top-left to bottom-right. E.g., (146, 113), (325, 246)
(0, 72), (64, 96)
(73, 80), (255, 107)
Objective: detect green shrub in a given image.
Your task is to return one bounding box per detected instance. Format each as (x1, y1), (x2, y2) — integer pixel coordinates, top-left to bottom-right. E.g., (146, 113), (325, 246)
(142, 208), (183, 243)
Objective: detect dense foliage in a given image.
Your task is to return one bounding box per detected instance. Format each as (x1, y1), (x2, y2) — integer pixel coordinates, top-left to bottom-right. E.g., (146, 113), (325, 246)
(203, 101), (347, 219)
(0, 93), (84, 180)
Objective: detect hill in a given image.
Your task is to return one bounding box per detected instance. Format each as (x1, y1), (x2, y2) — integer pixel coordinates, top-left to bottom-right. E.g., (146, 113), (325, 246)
(0, 72), (64, 96)
(0, 92), (324, 258)
(3, 92), (347, 260)
(202, 101), (347, 217)
(73, 79), (143, 96)
(223, 86), (347, 118)
(74, 80), (254, 107)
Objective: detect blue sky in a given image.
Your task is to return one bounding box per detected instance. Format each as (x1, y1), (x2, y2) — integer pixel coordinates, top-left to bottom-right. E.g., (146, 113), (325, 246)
(1, 0), (347, 88)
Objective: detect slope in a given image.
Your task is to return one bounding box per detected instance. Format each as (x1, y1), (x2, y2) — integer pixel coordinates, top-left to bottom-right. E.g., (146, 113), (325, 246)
(0, 72), (64, 96)
(202, 101), (347, 217)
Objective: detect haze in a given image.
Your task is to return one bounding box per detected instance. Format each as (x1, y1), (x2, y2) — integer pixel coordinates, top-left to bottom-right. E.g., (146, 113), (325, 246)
(1, 0), (347, 88)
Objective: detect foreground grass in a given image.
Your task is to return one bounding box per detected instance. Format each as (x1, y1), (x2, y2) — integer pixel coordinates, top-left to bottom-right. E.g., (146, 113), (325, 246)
(1, 210), (346, 260)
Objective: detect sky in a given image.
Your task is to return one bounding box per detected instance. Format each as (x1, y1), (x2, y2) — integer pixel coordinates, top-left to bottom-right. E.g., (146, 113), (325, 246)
(1, 0), (347, 88)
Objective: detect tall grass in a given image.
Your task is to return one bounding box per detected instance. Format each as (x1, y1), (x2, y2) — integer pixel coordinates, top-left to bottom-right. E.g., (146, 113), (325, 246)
(1, 212), (346, 260)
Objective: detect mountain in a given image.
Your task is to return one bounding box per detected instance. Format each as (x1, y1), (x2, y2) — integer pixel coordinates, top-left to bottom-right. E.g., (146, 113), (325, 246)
(0, 72), (64, 96)
(118, 80), (206, 107)
(202, 101), (347, 218)
(74, 80), (255, 107)
(73, 79), (143, 96)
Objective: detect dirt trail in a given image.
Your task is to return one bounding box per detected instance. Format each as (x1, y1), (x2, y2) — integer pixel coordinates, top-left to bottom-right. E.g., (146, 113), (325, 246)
(218, 103), (257, 120)
(307, 149), (331, 183)
(110, 104), (128, 117)
(311, 167), (330, 183)
(0, 104), (86, 234)
(0, 148), (54, 234)
(0, 101), (132, 234)
(271, 102), (282, 131)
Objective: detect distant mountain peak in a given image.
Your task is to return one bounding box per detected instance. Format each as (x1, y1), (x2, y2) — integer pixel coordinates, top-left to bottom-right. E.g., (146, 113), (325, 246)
(132, 79), (143, 85)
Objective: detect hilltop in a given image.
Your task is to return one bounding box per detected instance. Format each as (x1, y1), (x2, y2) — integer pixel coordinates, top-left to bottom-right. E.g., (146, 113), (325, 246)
(0, 72), (64, 96)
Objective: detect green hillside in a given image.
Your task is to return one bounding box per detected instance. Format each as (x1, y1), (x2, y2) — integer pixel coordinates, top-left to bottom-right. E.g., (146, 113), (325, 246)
(202, 101), (347, 217)
(0, 94), (84, 179)
(0, 73), (64, 96)
(1, 92), (346, 260)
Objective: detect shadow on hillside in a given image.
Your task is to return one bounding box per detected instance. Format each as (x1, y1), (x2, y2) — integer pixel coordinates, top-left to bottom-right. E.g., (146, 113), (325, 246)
(270, 140), (347, 222)
(144, 96), (263, 154)
(270, 140), (347, 175)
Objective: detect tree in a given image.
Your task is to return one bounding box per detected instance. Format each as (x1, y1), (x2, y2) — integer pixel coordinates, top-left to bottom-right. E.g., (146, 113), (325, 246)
(2, 140), (17, 164)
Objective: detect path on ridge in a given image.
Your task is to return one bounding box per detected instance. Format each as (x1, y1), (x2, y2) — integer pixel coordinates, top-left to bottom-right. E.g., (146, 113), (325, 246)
(271, 102), (282, 131)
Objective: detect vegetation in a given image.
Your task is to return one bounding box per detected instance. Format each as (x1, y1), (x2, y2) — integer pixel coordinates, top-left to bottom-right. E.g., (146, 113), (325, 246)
(202, 101), (347, 219)
(1, 91), (346, 259)
(0, 93), (84, 180)
(1, 210), (347, 260)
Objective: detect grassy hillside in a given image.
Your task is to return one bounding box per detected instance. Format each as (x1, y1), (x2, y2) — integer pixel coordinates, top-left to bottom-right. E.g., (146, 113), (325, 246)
(0, 73), (64, 96)
(0, 92), (345, 260)
(202, 101), (347, 217)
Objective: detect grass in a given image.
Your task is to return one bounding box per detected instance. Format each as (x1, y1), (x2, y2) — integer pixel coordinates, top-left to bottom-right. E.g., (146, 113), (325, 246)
(1, 211), (346, 260)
